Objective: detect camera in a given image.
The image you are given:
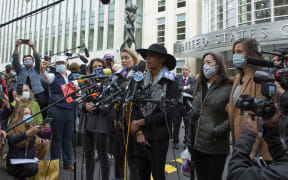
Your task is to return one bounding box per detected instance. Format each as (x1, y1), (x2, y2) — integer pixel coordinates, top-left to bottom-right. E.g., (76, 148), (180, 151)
(236, 71), (275, 118)
(275, 68), (288, 90)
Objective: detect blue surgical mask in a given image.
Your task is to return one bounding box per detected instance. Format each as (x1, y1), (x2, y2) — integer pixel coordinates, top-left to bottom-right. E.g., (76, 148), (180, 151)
(56, 64), (66, 72)
(24, 60), (33, 67)
(23, 114), (33, 125)
(11, 71), (16, 77)
(233, 54), (246, 68)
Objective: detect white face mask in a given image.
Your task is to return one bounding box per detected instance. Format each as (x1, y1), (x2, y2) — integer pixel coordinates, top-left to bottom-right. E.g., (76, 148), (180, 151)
(203, 64), (217, 79)
(21, 91), (30, 100)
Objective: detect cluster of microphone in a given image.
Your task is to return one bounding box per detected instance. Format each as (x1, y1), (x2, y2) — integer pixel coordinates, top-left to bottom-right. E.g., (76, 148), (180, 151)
(74, 60), (177, 112)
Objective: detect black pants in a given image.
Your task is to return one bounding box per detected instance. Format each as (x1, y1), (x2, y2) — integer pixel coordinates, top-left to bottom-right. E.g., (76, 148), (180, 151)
(84, 131), (110, 180)
(194, 150), (227, 180)
(137, 138), (169, 180)
(7, 161), (38, 180)
(173, 105), (189, 145)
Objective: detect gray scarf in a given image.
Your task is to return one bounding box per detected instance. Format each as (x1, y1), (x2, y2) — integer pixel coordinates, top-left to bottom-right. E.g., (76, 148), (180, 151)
(141, 66), (169, 117)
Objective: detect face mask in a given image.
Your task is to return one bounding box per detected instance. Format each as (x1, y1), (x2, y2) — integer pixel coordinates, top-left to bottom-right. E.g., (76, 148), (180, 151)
(233, 54), (246, 68)
(23, 114), (33, 125)
(24, 60), (33, 67)
(56, 64), (66, 72)
(203, 64), (217, 79)
(21, 91), (30, 100)
(11, 71), (16, 77)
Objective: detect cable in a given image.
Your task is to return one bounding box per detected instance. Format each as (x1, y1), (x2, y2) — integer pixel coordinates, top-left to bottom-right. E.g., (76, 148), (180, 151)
(161, 93), (181, 180)
(124, 102), (133, 180)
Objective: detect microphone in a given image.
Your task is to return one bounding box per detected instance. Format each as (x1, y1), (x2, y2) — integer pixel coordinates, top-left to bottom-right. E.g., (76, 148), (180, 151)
(247, 56), (282, 68)
(105, 68), (128, 92)
(75, 92), (98, 103)
(100, 0), (110, 4)
(76, 68), (111, 80)
(79, 55), (88, 63)
(157, 69), (175, 99)
(84, 44), (90, 57)
(128, 61), (147, 101)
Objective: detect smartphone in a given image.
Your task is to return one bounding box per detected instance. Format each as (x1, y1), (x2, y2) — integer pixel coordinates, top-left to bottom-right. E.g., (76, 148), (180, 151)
(0, 85), (4, 99)
(16, 83), (23, 96)
(41, 118), (53, 125)
(21, 39), (30, 44)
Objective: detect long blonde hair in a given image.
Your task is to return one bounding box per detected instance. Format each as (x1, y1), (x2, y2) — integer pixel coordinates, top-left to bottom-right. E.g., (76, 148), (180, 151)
(8, 105), (34, 146)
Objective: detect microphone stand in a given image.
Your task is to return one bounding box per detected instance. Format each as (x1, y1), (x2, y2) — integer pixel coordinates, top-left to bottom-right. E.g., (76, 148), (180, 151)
(159, 83), (181, 180)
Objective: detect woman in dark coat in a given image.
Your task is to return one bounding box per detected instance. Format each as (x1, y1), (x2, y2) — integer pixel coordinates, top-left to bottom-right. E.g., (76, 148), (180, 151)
(84, 58), (115, 180)
(131, 43), (179, 180)
(192, 52), (233, 180)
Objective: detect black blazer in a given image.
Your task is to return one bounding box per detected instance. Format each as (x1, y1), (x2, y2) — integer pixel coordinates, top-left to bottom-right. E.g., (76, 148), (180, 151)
(177, 75), (196, 95)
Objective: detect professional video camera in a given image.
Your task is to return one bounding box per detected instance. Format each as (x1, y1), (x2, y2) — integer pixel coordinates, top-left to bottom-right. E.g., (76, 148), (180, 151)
(236, 71), (276, 118)
(247, 47), (288, 91)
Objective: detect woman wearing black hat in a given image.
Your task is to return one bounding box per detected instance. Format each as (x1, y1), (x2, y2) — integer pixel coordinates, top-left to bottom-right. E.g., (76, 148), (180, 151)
(130, 43), (179, 180)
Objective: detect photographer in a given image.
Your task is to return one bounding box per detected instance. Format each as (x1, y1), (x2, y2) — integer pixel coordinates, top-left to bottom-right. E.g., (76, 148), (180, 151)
(6, 105), (50, 180)
(131, 43), (179, 180)
(83, 58), (115, 180)
(228, 38), (272, 161)
(227, 103), (288, 180)
(191, 52), (233, 180)
(12, 39), (46, 112)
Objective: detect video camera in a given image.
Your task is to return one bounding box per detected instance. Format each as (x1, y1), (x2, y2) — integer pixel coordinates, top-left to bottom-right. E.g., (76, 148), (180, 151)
(236, 71), (276, 118)
(247, 47), (288, 91)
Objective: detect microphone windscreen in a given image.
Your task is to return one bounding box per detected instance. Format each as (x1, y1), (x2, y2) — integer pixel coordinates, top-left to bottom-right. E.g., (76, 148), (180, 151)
(77, 79), (84, 83)
(103, 68), (112, 75)
(137, 61), (146, 73)
(80, 55), (88, 63)
(91, 92), (98, 98)
(84, 46), (90, 57)
(247, 57), (275, 68)
(127, 71), (135, 79)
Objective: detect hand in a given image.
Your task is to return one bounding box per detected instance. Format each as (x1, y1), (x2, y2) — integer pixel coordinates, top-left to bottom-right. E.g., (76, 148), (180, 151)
(41, 61), (49, 73)
(275, 81), (285, 97)
(131, 120), (141, 134)
(0, 130), (6, 141)
(136, 132), (147, 145)
(1, 95), (10, 109)
(71, 84), (80, 90)
(27, 40), (34, 48)
(40, 139), (50, 146)
(16, 39), (22, 47)
(15, 95), (21, 103)
(263, 103), (280, 127)
(187, 85), (191, 88)
(26, 126), (41, 136)
(242, 113), (258, 134)
(86, 102), (96, 112)
(40, 123), (50, 130)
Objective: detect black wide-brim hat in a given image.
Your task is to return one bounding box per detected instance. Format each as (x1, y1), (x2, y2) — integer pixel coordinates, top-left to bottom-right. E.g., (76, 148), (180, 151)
(136, 43), (176, 70)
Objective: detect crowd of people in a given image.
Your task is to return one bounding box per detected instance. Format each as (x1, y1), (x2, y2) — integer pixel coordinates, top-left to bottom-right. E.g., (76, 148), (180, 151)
(0, 38), (287, 180)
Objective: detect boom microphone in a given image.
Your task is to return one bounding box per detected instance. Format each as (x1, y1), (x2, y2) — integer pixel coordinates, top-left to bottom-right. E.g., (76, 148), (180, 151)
(79, 55), (88, 64)
(84, 44), (90, 57)
(247, 56), (282, 68)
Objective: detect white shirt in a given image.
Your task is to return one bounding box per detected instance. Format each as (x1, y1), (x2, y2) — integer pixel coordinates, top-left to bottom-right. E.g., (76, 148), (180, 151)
(42, 70), (78, 86)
